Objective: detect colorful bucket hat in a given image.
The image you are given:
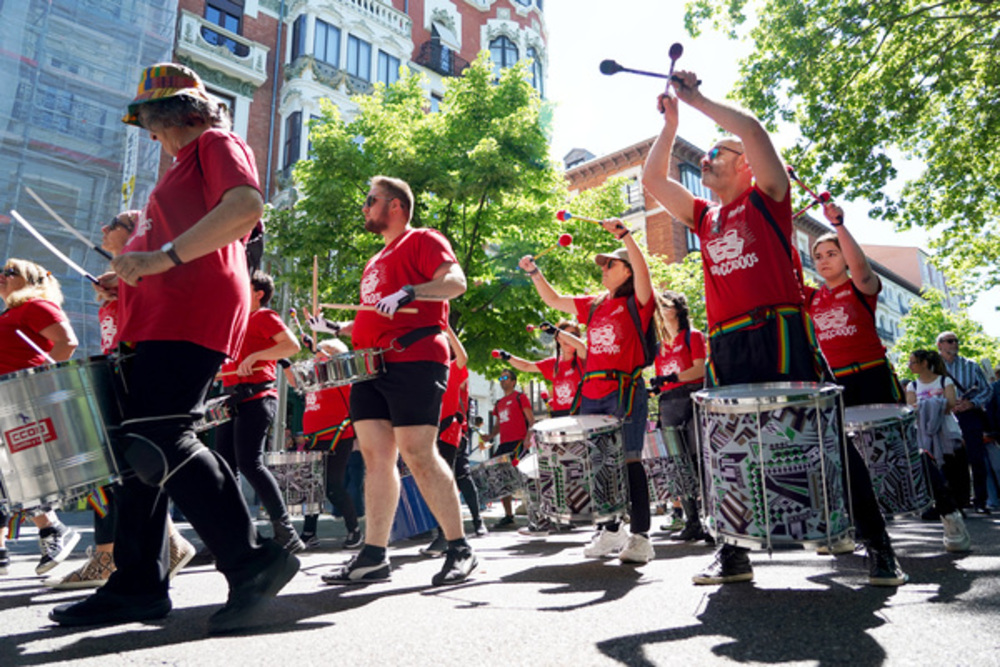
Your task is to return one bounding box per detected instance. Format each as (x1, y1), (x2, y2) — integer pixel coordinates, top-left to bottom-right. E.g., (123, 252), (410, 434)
(122, 63), (208, 127)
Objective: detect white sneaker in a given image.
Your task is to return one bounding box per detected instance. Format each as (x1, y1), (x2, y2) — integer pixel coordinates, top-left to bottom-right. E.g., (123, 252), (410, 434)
(618, 534), (655, 564)
(583, 525), (629, 558)
(941, 511), (972, 553)
(816, 534), (855, 555)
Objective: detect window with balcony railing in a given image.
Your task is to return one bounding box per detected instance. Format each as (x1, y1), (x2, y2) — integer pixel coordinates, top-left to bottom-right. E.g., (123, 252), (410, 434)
(315, 19), (341, 67)
(204, 0), (247, 56)
(346, 35), (371, 81)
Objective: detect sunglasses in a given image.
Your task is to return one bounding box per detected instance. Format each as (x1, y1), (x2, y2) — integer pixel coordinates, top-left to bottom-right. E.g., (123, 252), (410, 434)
(107, 216), (134, 233)
(364, 194), (395, 208)
(940, 338), (959, 344)
(705, 145), (743, 161)
(498, 375), (512, 381)
(1, 267), (19, 278)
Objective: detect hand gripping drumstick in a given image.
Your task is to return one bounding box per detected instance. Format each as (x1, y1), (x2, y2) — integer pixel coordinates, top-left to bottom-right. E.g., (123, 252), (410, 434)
(556, 210), (601, 225)
(491, 349), (511, 361)
(532, 233), (573, 260)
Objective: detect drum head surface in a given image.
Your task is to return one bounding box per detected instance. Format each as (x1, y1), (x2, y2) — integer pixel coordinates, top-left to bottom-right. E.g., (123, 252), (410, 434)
(532, 415), (620, 442)
(844, 404), (914, 427)
(694, 382), (841, 412)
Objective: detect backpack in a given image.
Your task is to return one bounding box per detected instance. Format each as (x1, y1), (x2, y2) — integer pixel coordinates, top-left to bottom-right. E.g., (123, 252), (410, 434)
(588, 294), (658, 369)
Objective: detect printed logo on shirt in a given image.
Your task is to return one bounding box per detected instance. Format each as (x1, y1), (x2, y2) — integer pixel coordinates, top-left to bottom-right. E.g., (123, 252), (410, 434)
(813, 307), (857, 341)
(705, 229), (759, 276)
(498, 407), (511, 424)
(99, 315), (116, 351)
(305, 392), (318, 412)
(360, 268), (381, 305)
(660, 360), (682, 375)
(555, 380), (575, 404)
(590, 323), (621, 356)
(126, 209), (152, 247)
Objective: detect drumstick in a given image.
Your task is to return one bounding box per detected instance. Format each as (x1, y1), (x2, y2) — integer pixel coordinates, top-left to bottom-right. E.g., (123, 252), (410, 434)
(556, 210), (601, 225)
(312, 255), (319, 316)
(15, 329), (56, 364)
(218, 367), (264, 377)
(320, 303), (419, 314)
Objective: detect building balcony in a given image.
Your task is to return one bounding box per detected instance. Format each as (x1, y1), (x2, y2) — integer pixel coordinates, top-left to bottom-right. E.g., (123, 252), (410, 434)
(414, 41), (470, 78)
(176, 10), (269, 90)
(283, 56), (374, 96)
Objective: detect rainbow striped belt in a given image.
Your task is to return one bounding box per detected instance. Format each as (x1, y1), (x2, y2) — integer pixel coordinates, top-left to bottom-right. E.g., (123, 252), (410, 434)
(831, 358), (887, 378)
(308, 417), (353, 451)
(571, 367), (644, 417)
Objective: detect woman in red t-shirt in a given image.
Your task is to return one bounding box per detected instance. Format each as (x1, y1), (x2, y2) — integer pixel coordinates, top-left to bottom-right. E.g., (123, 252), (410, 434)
(805, 202), (903, 406)
(650, 290), (708, 542)
(502, 321), (586, 418)
(0, 258), (80, 577)
(519, 218), (658, 565)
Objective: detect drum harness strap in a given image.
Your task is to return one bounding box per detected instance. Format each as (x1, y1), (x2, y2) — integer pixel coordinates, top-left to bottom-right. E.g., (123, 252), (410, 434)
(569, 367), (645, 418)
(223, 381), (276, 405)
(386, 326), (442, 353)
(830, 357), (906, 402)
(308, 417), (353, 451)
(705, 304), (829, 386)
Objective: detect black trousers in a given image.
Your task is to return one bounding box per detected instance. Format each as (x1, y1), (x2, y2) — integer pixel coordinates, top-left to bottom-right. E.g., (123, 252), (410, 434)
(106, 341), (262, 597)
(216, 396), (289, 523)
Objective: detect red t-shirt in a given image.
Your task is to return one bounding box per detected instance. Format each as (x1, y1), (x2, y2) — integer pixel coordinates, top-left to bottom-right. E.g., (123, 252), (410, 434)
(438, 361), (469, 447)
(0, 299), (65, 375)
(221, 308), (287, 401)
(302, 384), (354, 442)
(352, 228), (456, 364)
(804, 281), (885, 368)
(98, 299), (120, 355)
(493, 391), (531, 443)
(693, 185), (803, 328)
(654, 328), (706, 392)
(574, 294), (655, 399)
(536, 355), (583, 412)
(118, 128), (258, 357)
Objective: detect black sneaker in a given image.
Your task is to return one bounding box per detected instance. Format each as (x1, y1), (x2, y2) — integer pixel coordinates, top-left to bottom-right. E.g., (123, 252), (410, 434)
(472, 520), (488, 537)
(321, 553), (391, 585)
(493, 515), (516, 530)
(207, 543), (300, 634)
(670, 521), (709, 542)
(0, 548), (10, 576)
(37, 526), (81, 575)
(867, 542), (908, 586)
(50, 588), (172, 627)
(342, 529), (364, 550)
(271, 519), (306, 554)
(432, 546), (478, 586)
(692, 545), (754, 585)
(419, 534), (448, 557)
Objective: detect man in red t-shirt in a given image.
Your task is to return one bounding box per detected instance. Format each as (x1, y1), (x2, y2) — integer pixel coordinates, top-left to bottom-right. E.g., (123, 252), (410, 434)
(484, 369), (535, 528)
(642, 72), (906, 588)
(311, 176), (476, 586)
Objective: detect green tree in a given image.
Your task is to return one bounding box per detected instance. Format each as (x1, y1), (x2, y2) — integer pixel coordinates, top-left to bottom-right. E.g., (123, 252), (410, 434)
(268, 55), (629, 375)
(891, 290), (1000, 379)
(684, 0), (1000, 290)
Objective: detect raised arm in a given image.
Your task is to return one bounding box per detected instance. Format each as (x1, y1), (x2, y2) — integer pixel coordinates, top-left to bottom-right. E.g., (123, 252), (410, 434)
(445, 324), (468, 368)
(642, 93), (697, 229)
(518, 255), (576, 314)
(823, 203), (878, 296)
(506, 354), (542, 375)
(603, 218), (654, 307)
(672, 71), (789, 202)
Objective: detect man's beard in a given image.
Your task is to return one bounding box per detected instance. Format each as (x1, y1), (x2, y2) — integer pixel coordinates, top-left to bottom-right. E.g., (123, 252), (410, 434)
(364, 216), (388, 234)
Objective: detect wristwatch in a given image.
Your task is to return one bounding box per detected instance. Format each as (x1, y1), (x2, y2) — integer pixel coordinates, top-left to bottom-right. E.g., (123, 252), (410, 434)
(160, 241), (183, 266)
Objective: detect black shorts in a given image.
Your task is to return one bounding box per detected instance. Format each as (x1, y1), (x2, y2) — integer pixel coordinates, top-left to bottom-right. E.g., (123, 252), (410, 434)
(709, 312), (824, 386)
(350, 361), (448, 427)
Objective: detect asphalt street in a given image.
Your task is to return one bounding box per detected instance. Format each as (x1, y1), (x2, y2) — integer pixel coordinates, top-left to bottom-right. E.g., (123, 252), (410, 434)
(2, 506), (999, 666)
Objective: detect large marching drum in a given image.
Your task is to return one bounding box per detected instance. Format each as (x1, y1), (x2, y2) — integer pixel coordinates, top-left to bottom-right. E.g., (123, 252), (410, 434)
(694, 383), (852, 551)
(529, 415), (628, 524)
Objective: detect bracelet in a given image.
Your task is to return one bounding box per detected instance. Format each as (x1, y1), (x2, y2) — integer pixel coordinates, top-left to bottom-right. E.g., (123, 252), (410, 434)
(527, 268), (540, 276)
(616, 229), (630, 240)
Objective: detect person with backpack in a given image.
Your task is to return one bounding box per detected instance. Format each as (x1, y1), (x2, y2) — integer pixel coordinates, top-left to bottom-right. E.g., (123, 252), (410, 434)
(518, 218), (658, 565)
(642, 72), (906, 587)
(649, 290), (709, 542)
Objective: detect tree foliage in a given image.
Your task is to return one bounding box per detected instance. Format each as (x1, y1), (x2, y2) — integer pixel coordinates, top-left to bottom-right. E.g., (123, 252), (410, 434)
(655, 251), (707, 333)
(684, 0), (1000, 291)
(267, 55), (630, 375)
(891, 289), (1000, 379)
